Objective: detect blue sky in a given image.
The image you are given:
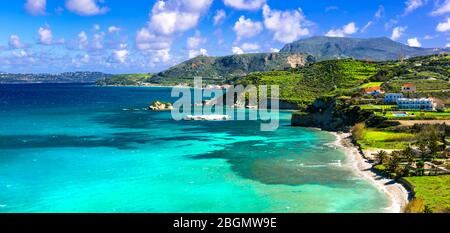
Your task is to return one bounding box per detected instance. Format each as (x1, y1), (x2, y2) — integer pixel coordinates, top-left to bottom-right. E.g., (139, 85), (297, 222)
(0, 0), (448, 73)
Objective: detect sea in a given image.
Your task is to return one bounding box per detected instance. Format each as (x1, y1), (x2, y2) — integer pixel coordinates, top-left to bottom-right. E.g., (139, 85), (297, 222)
(0, 83), (389, 213)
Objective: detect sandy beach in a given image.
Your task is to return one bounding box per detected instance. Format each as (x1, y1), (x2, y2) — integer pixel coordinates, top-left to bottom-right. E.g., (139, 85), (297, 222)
(332, 132), (410, 213)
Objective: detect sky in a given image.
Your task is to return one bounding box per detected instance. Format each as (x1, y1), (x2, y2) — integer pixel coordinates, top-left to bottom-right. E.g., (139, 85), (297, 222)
(0, 0), (449, 74)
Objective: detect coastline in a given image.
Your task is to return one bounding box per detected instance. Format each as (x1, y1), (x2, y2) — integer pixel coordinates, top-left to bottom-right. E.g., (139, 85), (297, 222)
(330, 132), (410, 213)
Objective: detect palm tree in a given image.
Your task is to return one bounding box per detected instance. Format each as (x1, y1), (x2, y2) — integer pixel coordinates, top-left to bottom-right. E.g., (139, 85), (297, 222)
(402, 146), (415, 166)
(388, 151), (402, 173)
(375, 150), (388, 165)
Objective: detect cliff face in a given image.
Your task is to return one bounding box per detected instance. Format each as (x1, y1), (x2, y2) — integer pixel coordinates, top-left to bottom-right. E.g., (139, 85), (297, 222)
(291, 97), (381, 131)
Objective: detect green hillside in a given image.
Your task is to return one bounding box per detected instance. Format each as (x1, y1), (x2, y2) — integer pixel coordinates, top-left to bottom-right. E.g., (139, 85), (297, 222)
(96, 73), (152, 86)
(280, 36), (446, 61)
(148, 53), (315, 85)
(237, 59), (378, 107)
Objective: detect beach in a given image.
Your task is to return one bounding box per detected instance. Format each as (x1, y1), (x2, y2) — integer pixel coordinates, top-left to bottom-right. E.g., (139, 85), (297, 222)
(332, 132), (410, 213)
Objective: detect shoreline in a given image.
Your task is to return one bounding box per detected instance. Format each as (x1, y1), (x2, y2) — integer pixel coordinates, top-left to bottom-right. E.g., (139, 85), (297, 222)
(330, 132), (410, 213)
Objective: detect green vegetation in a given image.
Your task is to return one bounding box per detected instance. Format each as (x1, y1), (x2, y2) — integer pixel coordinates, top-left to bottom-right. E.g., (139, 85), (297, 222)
(96, 73), (152, 86)
(360, 82), (383, 88)
(149, 53), (315, 85)
(358, 128), (416, 150)
(238, 59), (377, 107)
(405, 176), (450, 212)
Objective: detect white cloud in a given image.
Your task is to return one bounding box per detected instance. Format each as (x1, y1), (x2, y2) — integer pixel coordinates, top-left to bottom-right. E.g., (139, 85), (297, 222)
(391, 26), (407, 40)
(233, 16), (263, 41)
(213, 10), (226, 25)
(436, 18), (450, 32)
(92, 32), (104, 50)
(270, 48), (279, 53)
(113, 48), (129, 63)
(423, 35), (434, 40)
(65, 0), (108, 16)
(149, 0), (212, 35)
(25, 0), (46, 15)
(403, 0), (426, 15)
(263, 4), (311, 43)
(361, 21), (373, 33)
(186, 31), (206, 50)
(431, 0), (450, 16)
(135, 28), (171, 51)
(13, 50), (28, 58)
(152, 49), (171, 63)
(223, 0), (266, 10)
(77, 31), (89, 49)
(326, 22), (358, 37)
(241, 43), (259, 51)
(38, 26), (53, 45)
(232, 46), (244, 55)
(446, 43), (450, 48)
(108, 26), (121, 34)
(188, 48), (208, 58)
(375, 5), (385, 19)
(9, 35), (25, 49)
(407, 37), (421, 47)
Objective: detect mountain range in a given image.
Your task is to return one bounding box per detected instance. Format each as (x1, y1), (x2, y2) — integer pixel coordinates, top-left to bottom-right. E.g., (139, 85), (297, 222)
(148, 36), (448, 85)
(280, 36), (446, 61)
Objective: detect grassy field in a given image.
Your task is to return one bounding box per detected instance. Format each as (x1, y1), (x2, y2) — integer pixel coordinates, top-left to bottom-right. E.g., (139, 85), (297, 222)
(358, 129), (416, 149)
(405, 175), (450, 212)
(377, 110), (450, 120)
(360, 82), (383, 88)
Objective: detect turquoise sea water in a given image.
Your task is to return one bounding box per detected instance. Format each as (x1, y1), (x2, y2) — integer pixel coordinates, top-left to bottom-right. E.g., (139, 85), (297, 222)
(0, 84), (389, 213)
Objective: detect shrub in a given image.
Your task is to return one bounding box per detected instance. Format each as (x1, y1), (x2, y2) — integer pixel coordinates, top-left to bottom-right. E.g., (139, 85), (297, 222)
(404, 198), (426, 213)
(352, 122), (366, 140)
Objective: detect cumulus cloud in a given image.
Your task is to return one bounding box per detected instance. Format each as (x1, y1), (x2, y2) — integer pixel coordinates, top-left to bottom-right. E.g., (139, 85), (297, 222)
(270, 48), (280, 53)
(391, 26), (407, 40)
(232, 46), (244, 55)
(148, 0), (212, 35)
(25, 0), (46, 15)
(65, 0), (109, 16)
(431, 0), (450, 16)
(112, 45), (129, 63)
(241, 43), (259, 51)
(436, 18), (450, 32)
(9, 35), (25, 49)
(403, 0), (427, 15)
(263, 4), (311, 43)
(223, 0), (266, 10)
(77, 31), (89, 50)
(188, 48), (208, 58)
(326, 22), (358, 37)
(233, 16), (263, 41)
(407, 37), (421, 47)
(213, 10), (226, 25)
(108, 26), (121, 34)
(38, 26), (53, 45)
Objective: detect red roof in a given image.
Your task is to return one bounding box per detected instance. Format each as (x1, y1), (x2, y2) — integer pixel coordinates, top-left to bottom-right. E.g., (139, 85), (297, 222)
(363, 86), (381, 93)
(403, 83), (415, 87)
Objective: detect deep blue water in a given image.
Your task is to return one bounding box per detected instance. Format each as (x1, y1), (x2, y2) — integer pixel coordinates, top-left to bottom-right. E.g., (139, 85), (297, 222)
(0, 83), (389, 213)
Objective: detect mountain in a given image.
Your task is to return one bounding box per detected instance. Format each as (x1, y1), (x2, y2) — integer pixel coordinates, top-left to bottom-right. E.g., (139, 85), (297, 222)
(0, 72), (111, 84)
(280, 36), (446, 61)
(149, 53), (315, 85)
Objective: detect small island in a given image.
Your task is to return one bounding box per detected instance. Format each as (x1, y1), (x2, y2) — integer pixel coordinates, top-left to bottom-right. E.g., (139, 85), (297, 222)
(148, 101), (174, 111)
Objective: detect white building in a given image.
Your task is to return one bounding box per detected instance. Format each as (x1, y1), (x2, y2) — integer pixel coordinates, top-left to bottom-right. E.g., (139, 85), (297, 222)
(384, 93), (404, 103)
(397, 98), (435, 110)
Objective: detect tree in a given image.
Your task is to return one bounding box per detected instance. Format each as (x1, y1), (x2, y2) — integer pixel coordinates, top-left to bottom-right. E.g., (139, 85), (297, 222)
(428, 140), (440, 160)
(417, 140), (428, 161)
(402, 146), (415, 166)
(375, 150), (388, 165)
(388, 151), (402, 173)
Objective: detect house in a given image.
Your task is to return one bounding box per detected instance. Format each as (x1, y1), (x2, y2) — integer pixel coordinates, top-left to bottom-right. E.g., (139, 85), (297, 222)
(384, 93), (404, 103)
(401, 83), (416, 93)
(397, 98), (435, 110)
(362, 86), (382, 95)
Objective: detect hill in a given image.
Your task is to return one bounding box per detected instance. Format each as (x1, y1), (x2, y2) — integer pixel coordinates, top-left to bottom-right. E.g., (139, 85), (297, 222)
(0, 72), (111, 84)
(280, 36), (446, 61)
(148, 53), (315, 85)
(237, 59), (378, 108)
(96, 73), (152, 86)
